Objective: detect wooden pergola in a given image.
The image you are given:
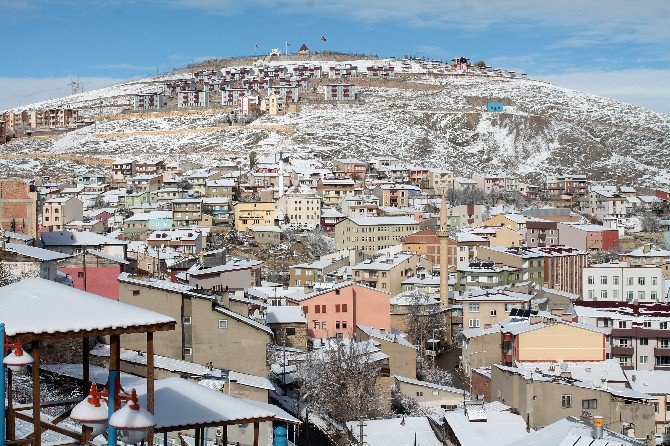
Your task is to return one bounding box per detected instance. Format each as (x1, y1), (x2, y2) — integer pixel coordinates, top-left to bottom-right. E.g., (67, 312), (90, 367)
(1, 278), (176, 446)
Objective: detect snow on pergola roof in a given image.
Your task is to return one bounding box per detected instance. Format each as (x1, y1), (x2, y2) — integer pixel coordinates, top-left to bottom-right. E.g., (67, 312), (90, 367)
(134, 378), (299, 431)
(1, 278), (176, 340)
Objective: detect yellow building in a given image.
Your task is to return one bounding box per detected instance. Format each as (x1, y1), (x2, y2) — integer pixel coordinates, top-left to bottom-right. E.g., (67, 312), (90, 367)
(233, 202), (275, 232)
(489, 226), (525, 248)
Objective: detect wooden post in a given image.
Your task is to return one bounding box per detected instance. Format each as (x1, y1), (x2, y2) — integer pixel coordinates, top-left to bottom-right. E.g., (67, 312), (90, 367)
(194, 427), (200, 446)
(82, 337), (90, 396)
(147, 332), (155, 446)
(6, 368), (14, 441)
(221, 426), (227, 446)
(31, 341), (41, 446)
(253, 423), (259, 446)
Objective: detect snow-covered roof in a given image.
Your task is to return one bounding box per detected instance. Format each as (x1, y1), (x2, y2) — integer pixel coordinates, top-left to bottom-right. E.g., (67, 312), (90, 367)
(624, 370), (670, 395)
(266, 306), (306, 324)
(443, 404), (528, 446)
(507, 416), (645, 446)
(41, 363), (145, 389)
(346, 417), (441, 446)
(86, 249), (129, 264)
(133, 378), (299, 430)
(248, 225), (282, 233)
(41, 230), (128, 247)
(515, 359), (627, 383)
(394, 376), (465, 395)
(348, 216), (418, 226)
(0, 278), (175, 338)
(358, 325), (416, 348)
(3, 242), (70, 261)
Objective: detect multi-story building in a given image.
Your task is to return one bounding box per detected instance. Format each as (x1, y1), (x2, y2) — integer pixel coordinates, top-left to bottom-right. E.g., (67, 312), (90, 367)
(572, 301), (670, 370)
(135, 160), (165, 176)
(233, 202), (275, 232)
(112, 159), (136, 184)
(545, 174), (589, 197)
(147, 229), (203, 254)
(428, 169), (454, 194)
(41, 196), (83, 231)
(324, 83), (357, 101)
(204, 178), (237, 200)
(533, 245), (589, 295)
(267, 86), (299, 103)
(455, 262), (522, 291)
(581, 187), (628, 220)
(525, 220), (559, 247)
(446, 204), (483, 229)
(127, 174), (163, 192)
(621, 244), (670, 278)
(133, 93), (164, 110)
(334, 216), (419, 255)
(277, 185), (321, 230)
(177, 90), (210, 108)
(371, 184), (417, 208)
(290, 256), (351, 291)
(476, 246), (545, 285)
(559, 222), (620, 252)
(123, 211), (173, 234)
(327, 64), (358, 78)
(0, 180), (38, 238)
(41, 106), (79, 128)
(473, 175), (516, 195)
(333, 159), (367, 178)
(455, 289), (532, 331)
(342, 194), (379, 217)
(221, 88), (248, 106)
(624, 370), (670, 437)
(582, 262), (665, 302)
(366, 64), (396, 78)
(401, 230), (441, 264)
(351, 252), (433, 295)
(444, 230), (490, 272)
(172, 199), (209, 227)
(316, 176), (357, 206)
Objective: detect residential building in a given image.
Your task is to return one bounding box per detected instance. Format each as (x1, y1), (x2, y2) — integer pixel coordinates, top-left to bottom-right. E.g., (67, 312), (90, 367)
(428, 169), (454, 193)
(233, 202), (275, 232)
(446, 204), (484, 229)
(205, 179), (237, 200)
(185, 259), (263, 292)
(455, 289), (532, 331)
(366, 64), (396, 78)
(582, 262), (665, 302)
(266, 306), (307, 350)
(533, 245), (589, 295)
(324, 83), (357, 101)
(127, 174), (163, 192)
(442, 401), (528, 446)
(123, 211), (173, 234)
(221, 88), (248, 106)
(356, 325), (417, 378)
(118, 274), (272, 376)
(559, 223), (620, 252)
(248, 226), (281, 245)
(455, 262), (522, 291)
(289, 255), (352, 291)
(620, 244), (670, 278)
(172, 199), (211, 227)
(135, 160), (165, 176)
(0, 179), (38, 238)
(40, 230), (128, 259)
(133, 93), (164, 110)
(624, 370), (670, 437)
(476, 246), (545, 285)
(473, 174), (516, 195)
(177, 90), (210, 108)
(320, 207), (346, 232)
(371, 184), (417, 207)
(401, 230), (441, 264)
(147, 229), (203, 255)
(444, 230), (490, 272)
(42, 196), (84, 231)
(580, 187), (628, 220)
(288, 282), (391, 339)
(545, 174), (589, 197)
(333, 159), (367, 178)
(316, 176), (357, 206)
(112, 159), (136, 184)
(57, 249), (128, 300)
(393, 376), (464, 411)
(334, 216), (419, 255)
(351, 252), (433, 295)
(277, 185), (321, 230)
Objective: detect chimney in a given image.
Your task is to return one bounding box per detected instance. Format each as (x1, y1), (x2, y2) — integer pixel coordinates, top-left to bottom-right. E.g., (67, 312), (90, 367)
(643, 243), (652, 254)
(592, 416), (604, 439)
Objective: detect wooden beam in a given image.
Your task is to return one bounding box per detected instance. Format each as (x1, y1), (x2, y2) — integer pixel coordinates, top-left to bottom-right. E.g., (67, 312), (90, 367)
(13, 399), (81, 411)
(152, 417), (279, 433)
(82, 337), (90, 396)
(9, 323), (176, 343)
(194, 426), (200, 446)
(32, 341), (41, 446)
(253, 422), (259, 446)
(13, 412), (82, 441)
(221, 425), (227, 446)
(146, 332), (155, 446)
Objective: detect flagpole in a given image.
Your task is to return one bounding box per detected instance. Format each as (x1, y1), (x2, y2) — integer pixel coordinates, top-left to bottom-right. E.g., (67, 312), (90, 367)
(285, 42), (288, 55)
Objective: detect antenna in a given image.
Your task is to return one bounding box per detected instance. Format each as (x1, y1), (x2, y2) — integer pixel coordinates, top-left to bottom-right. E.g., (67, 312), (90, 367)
(68, 77), (81, 95)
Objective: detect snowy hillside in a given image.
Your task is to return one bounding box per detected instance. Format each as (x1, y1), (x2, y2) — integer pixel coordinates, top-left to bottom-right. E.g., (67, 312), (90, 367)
(2, 57), (669, 186)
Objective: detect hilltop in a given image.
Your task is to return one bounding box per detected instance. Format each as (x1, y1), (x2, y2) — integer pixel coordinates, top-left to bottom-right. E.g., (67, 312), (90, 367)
(1, 54), (669, 187)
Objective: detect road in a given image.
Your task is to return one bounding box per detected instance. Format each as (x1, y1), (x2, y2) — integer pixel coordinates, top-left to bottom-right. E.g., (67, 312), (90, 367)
(436, 343), (469, 391)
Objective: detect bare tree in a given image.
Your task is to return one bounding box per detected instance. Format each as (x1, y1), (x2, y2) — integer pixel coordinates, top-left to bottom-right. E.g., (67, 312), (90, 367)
(391, 387), (425, 416)
(416, 355), (454, 386)
(296, 339), (389, 424)
(641, 212), (661, 232)
(403, 292), (444, 356)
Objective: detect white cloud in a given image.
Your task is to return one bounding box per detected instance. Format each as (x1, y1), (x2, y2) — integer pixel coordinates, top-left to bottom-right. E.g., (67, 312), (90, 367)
(540, 68), (670, 115)
(0, 77), (125, 111)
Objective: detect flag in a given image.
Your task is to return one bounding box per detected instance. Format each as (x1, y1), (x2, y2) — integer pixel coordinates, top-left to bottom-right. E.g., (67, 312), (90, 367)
(321, 35), (327, 41)
(255, 43), (259, 49)
(286, 42), (291, 47)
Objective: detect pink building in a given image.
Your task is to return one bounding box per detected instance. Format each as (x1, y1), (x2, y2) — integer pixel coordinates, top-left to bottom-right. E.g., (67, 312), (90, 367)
(289, 282), (391, 339)
(58, 251), (128, 300)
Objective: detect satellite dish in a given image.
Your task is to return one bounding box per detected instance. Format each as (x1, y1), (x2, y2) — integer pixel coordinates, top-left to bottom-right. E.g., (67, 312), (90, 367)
(559, 362), (568, 371)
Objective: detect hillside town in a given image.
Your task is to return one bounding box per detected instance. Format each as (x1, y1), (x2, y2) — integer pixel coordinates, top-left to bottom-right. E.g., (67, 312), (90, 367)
(1, 128), (670, 446)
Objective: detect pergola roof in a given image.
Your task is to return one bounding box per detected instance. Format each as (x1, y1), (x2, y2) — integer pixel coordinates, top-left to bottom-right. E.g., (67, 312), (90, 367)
(135, 378), (300, 431)
(0, 278), (176, 340)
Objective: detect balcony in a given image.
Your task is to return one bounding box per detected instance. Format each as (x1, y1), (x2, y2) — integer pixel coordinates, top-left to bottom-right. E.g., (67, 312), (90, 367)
(611, 346), (634, 356)
(655, 347), (670, 356)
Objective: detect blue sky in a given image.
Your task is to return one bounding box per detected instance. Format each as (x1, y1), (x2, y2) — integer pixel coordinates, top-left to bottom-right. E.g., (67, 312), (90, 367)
(1, 0), (669, 113)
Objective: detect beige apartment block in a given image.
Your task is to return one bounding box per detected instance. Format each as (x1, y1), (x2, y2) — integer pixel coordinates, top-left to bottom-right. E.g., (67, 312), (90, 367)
(233, 202), (275, 232)
(334, 216), (419, 255)
(42, 196), (83, 231)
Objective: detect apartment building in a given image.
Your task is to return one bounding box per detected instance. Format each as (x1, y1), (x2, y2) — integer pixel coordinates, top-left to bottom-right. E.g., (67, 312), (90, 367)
(323, 83), (358, 101)
(473, 175), (516, 195)
(572, 301), (670, 370)
(455, 289), (532, 331)
(177, 90), (210, 108)
(366, 64), (396, 78)
(42, 196), (84, 231)
(444, 230), (490, 272)
(277, 185), (321, 230)
(491, 364), (654, 434)
(118, 274), (271, 376)
(582, 262), (665, 302)
(123, 211), (173, 234)
(133, 93), (164, 110)
(172, 199), (211, 227)
(135, 160), (165, 176)
(205, 179), (237, 200)
(351, 252), (433, 295)
(147, 229), (203, 255)
(127, 174), (163, 192)
(625, 370), (670, 436)
(267, 86), (300, 103)
(446, 204), (484, 229)
(620, 244), (670, 278)
(288, 282), (391, 339)
(545, 174), (589, 197)
(289, 256), (351, 290)
(233, 202), (275, 232)
(221, 88), (248, 106)
(455, 262), (522, 291)
(316, 176), (357, 206)
(0, 179), (38, 238)
(532, 245), (589, 295)
(333, 159), (367, 178)
(428, 169), (454, 194)
(401, 230), (441, 264)
(112, 159), (136, 183)
(559, 222), (620, 252)
(371, 184), (417, 208)
(476, 246), (545, 285)
(334, 216), (419, 255)
(581, 188), (628, 220)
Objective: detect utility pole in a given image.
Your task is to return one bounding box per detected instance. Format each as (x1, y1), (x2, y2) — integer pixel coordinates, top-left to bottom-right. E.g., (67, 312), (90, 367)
(82, 245), (87, 291)
(357, 418), (366, 446)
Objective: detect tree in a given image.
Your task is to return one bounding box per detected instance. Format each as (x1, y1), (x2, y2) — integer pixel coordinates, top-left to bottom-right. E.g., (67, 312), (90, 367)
(249, 151), (258, 170)
(416, 355), (454, 386)
(475, 60), (487, 69)
(296, 339), (389, 424)
(641, 212), (661, 232)
(391, 387), (425, 416)
(403, 292), (444, 356)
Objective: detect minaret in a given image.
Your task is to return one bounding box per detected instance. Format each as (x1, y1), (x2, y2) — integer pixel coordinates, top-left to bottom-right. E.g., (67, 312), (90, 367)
(438, 191), (452, 344)
(278, 152), (284, 198)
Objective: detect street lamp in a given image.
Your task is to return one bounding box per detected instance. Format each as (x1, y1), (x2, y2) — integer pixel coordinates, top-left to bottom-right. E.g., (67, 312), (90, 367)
(71, 384), (155, 444)
(2, 324), (35, 446)
(3, 342), (34, 373)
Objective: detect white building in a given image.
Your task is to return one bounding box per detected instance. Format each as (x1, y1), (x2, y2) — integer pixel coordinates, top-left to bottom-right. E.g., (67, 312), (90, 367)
(277, 185), (322, 230)
(177, 90), (210, 108)
(133, 93), (164, 110)
(324, 84), (357, 101)
(582, 261), (665, 302)
(221, 88), (248, 106)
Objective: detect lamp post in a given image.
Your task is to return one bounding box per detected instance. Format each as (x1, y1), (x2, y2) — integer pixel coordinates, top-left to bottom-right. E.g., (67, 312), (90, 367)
(2, 324), (35, 446)
(71, 383), (155, 445)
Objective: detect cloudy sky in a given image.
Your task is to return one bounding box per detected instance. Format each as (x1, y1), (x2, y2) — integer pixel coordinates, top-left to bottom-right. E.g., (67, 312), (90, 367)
(1, 0), (669, 114)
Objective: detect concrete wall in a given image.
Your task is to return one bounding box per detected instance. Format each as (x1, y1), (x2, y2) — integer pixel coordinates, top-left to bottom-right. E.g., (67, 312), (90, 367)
(517, 323), (605, 362)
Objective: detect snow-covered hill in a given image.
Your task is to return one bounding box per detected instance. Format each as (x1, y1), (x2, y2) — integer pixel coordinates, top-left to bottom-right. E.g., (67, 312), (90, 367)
(2, 57), (669, 187)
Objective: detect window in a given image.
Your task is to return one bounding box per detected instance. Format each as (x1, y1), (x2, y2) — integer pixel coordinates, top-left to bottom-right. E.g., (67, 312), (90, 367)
(627, 291), (634, 301)
(652, 292), (658, 301)
(77, 271), (85, 278)
(218, 320), (228, 330)
(600, 276), (607, 285)
(468, 303), (480, 312)
(640, 338), (649, 346)
(657, 356), (670, 366)
(619, 356), (630, 366)
(639, 277), (646, 286)
(416, 391), (423, 397)
(315, 305), (321, 314)
(302, 306), (308, 314)
(618, 338), (629, 347)
(132, 290), (140, 296)
(628, 277), (634, 286)
(183, 317), (192, 325)
(286, 327), (296, 336)
(321, 305), (326, 313)
(640, 355), (649, 364)
(652, 277), (658, 286)
(582, 399), (597, 409)
(643, 321), (652, 328)
(662, 322), (669, 330)
(561, 395), (572, 408)
(183, 348), (192, 356)
(613, 276), (620, 285)
(618, 321), (627, 329)
(336, 321), (341, 329)
(587, 276), (595, 285)
(505, 303), (513, 312)
(335, 304), (341, 312)
(601, 290), (608, 300)
(432, 390), (439, 396)
(342, 304), (348, 312)
(468, 319), (481, 328)
(490, 310), (497, 317)
(661, 339), (670, 348)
